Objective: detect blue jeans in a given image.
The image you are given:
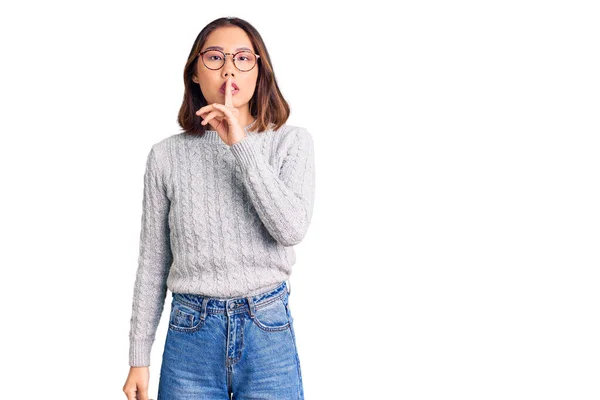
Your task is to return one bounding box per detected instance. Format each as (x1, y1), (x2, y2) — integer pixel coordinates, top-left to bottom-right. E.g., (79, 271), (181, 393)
(157, 281), (304, 400)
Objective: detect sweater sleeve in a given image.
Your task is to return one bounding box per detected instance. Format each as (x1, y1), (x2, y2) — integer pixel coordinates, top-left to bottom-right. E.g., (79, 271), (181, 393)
(229, 127), (316, 246)
(128, 146), (173, 367)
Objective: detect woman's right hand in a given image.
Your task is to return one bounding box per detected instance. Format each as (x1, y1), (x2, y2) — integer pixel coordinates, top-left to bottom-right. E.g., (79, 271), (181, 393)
(123, 366), (152, 400)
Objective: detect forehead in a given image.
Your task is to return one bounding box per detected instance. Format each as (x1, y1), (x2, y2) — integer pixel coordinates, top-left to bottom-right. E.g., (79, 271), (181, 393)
(203, 27), (254, 52)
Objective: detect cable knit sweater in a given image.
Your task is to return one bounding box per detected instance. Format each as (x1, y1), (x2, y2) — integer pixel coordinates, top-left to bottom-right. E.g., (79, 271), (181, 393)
(128, 123), (315, 367)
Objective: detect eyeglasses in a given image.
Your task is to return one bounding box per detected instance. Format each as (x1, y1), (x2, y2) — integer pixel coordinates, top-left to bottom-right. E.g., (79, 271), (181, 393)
(198, 49), (260, 72)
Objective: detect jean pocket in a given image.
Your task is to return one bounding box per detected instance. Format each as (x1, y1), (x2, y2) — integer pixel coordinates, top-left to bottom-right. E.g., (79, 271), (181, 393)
(251, 295), (290, 332)
(168, 299), (205, 333)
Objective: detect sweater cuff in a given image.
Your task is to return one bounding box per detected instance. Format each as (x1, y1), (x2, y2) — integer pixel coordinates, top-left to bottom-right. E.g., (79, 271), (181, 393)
(129, 338), (153, 367)
(229, 135), (261, 169)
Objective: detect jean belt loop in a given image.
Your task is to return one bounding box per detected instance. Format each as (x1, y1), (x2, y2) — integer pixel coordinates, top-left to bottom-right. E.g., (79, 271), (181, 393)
(246, 296), (255, 319)
(201, 297), (209, 321)
(287, 279), (291, 296)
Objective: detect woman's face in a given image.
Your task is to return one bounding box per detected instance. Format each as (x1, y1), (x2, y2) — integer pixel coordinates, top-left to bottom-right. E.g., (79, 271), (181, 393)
(192, 26), (259, 109)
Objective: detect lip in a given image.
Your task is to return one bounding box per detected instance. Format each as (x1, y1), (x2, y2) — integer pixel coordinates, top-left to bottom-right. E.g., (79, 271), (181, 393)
(220, 81), (239, 94)
(219, 87), (239, 95)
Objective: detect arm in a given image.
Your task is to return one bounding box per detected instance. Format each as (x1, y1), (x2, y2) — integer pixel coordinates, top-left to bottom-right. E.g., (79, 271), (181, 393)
(229, 127), (316, 246)
(128, 146), (173, 367)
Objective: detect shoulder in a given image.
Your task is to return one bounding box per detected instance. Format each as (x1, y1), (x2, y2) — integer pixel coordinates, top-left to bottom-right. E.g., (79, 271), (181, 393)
(149, 132), (186, 156)
(271, 124), (313, 152)
(273, 123), (311, 138)
(150, 133), (181, 153)
(145, 133), (180, 171)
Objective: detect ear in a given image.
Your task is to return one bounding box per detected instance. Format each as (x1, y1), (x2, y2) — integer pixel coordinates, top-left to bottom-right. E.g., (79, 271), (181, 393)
(192, 75), (198, 84)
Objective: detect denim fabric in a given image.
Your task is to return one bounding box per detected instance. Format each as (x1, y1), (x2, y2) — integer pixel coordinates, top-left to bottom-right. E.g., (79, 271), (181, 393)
(157, 280), (304, 400)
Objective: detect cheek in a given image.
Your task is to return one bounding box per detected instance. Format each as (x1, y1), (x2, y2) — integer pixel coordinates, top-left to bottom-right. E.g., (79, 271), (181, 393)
(244, 77), (258, 96)
(196, 72), (220, 98)
(239, 89), (255, 105)
(199, 83), (219, 104)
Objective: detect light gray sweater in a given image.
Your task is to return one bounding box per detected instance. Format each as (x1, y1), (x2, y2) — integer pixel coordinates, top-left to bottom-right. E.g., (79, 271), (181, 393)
(128, 123), (315, 367)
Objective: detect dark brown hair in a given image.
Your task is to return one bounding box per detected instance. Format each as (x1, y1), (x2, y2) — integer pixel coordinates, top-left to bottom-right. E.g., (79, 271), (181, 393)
(177, 17), (290, 135)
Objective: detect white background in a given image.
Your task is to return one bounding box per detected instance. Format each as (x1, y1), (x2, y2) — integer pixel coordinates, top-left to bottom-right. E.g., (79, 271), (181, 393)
(1, 1), (599, 399)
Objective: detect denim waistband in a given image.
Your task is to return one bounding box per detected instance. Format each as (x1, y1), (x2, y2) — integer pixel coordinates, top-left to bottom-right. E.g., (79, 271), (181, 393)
(171, 280), (290, 316)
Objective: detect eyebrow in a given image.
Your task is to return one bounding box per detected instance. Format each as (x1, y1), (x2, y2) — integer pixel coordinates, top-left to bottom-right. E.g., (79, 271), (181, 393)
(203, 45), (254, 52)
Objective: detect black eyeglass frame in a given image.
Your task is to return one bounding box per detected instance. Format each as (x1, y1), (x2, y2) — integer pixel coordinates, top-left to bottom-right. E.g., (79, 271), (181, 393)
(198, 49), (261, 72)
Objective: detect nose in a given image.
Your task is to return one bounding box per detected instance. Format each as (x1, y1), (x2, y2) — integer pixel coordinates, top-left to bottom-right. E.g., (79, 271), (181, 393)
(222, 54), (236, 77)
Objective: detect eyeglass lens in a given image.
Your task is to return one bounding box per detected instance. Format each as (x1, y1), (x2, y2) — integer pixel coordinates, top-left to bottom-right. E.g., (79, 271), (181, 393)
(202, 51), (257, 71)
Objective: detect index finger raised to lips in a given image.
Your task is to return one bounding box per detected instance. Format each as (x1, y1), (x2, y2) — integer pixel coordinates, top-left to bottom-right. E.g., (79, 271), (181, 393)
(224, 76), (233, 107)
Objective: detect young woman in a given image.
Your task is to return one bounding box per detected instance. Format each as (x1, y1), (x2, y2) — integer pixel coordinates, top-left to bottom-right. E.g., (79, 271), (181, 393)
(122, 16), (315, 400)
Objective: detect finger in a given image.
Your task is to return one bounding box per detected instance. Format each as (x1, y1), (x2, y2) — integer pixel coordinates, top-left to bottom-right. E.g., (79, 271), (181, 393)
(211, 103), (233, 122)
(201, 110), (224, 126)
(196, 105), (213, 116)
(207, 116), (225, 131)
(124, 388), (139, 400)
(137, 383), (149, 400)
(224, 76), (233, 107)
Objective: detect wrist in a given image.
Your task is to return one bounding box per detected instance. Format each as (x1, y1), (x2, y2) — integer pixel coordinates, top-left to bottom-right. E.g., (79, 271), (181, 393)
(230, 133), (248, 146)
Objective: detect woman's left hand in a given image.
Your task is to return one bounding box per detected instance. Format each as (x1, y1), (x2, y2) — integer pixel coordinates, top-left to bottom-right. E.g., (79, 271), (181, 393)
(196, 76), (247, 146)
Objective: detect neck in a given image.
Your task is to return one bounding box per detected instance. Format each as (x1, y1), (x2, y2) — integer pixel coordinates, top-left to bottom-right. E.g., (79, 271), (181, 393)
(234, 104), (254, 127)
